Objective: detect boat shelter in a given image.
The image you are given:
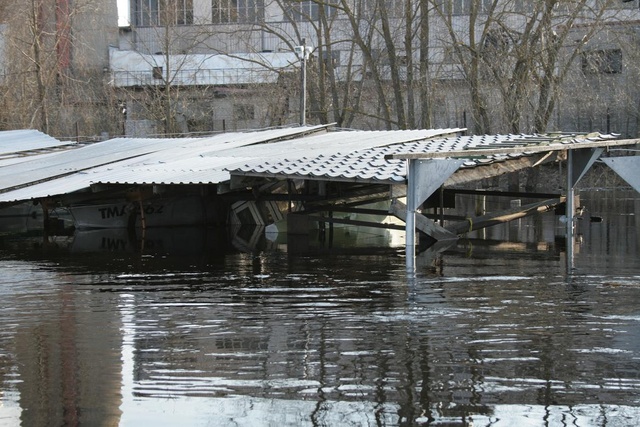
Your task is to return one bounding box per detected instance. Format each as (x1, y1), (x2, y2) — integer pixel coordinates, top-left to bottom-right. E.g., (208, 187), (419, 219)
(228, 131), (640, 271)
(385, 138), (640, 271)
(0, 126), (638, 272)
(0, 125), (463, 230)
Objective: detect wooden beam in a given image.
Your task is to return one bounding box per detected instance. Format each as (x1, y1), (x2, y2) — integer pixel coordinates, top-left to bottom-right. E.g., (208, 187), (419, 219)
(307, 207), (390, 216)
(390, 199), (458, 241)
(443, 152), (560, 186)
(306, 214), (405, 231)
(446, 197), (564, 235)
(444, 188), (562, 199)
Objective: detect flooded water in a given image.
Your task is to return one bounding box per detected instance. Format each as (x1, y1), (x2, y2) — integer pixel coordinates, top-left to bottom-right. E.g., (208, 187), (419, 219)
(0, 190), (639, 426)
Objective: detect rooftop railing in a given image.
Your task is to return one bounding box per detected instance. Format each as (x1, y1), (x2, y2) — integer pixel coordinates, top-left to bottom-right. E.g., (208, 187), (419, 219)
(111, 67), (283, 87)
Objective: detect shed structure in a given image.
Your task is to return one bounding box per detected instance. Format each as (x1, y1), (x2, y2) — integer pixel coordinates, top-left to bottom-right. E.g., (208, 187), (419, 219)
(230, 131), (640, 271)
(0, 127), (638, 273)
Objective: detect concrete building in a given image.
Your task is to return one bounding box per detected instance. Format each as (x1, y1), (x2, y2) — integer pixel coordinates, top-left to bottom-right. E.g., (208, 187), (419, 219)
(108, 0), (640, 135)
(0, 0), (120, 137)
(4, 1), (639, 137)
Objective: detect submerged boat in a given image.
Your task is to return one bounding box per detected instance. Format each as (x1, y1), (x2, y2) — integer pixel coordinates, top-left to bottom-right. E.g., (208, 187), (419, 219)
(0, 202), (73, 234)
(69, 196), (215, 229)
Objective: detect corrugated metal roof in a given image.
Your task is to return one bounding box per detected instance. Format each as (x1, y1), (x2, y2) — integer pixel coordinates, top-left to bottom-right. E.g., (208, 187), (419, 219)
(0, 127), (514, 204)
(0, 173), (94, 202)
(89, 156), (251, 186)
(0, 137), (181, 193)
(92, 128), (463, 187)
(213, 128), (463, 159)
(11, 129), (615, 205)
(0, 150), (73, 168)
(0, 125), (331, 203)
(230, 133), (619, 184)
(0, 129), (72, 157)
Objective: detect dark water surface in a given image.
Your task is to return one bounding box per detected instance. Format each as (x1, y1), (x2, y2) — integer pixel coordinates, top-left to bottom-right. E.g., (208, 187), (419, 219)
(0, 190), (639, 426)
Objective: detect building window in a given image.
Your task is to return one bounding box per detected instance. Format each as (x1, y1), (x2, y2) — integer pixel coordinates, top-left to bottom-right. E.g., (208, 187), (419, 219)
(619, 0), (638, 9)
(582, 49), (623, 74)
(435, 0), (493, 15)
(212, 0), (265, 23)
(389, 0), (406, 18)
(286, 0), (338, 22)
(152, 66), (163, 79)
(322, 50), (340, 68)
(234, 104), (255, 120)
(174, 0), (194, 24)
(132, 0), (193, 26)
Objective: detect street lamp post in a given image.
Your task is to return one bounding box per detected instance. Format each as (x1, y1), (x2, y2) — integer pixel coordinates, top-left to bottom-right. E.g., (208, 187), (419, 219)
(119, 101), (127, 136)
(295, 39), (311, 126)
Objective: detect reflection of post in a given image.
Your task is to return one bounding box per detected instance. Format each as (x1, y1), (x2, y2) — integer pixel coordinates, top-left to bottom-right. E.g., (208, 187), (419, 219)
(138, 199), (146, 251)
(565, 147), (604, 275)
(476, 193), (486, 240)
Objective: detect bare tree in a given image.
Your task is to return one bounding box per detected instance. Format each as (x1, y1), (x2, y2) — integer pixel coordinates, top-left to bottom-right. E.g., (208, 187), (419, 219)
(430, 0), (625, 134)
(126, 2), (200, 135)
(89, 0), (640, 137)
(0, 0), (117, 138)
(252, 0), (432, 130)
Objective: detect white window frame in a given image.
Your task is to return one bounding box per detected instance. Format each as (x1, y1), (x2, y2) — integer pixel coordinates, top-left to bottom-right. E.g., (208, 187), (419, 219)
(212, 0), (265, 23)
(132, 0), (194, 26)
(287, 0), (338, 22)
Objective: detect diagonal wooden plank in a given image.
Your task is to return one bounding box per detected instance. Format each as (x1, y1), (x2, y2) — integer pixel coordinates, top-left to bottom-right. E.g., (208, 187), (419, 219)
(389, 199), (458, 241)
(445, 198), (564, 235)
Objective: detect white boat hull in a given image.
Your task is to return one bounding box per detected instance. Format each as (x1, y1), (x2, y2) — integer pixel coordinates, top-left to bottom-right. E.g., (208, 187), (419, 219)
(69, 197), (210, 229)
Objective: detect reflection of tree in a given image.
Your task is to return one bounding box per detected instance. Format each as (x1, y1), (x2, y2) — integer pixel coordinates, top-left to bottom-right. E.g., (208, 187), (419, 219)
(11, 282), (123, 426)
(4, 239), (639, 424)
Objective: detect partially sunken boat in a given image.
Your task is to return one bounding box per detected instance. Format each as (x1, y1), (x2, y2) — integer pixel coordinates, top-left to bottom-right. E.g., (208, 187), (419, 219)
(69, 196), (214, 229)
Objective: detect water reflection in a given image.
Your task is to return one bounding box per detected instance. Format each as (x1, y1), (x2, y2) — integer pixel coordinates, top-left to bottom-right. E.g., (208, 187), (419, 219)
(0, 261), (123, 426)
(0, 190), (638, 426)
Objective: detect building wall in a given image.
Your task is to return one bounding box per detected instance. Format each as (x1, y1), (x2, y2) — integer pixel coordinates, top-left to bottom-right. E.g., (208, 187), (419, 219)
(115, 1), (640, 135)
(73, 0), (120, 72)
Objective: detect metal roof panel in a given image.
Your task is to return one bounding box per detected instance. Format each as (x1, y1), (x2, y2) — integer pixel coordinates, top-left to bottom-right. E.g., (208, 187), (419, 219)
(0, 125), (329, 201)
(7, 128), (596, 203)
(0, 129), (70, 156)
(229, 133), (606, 184)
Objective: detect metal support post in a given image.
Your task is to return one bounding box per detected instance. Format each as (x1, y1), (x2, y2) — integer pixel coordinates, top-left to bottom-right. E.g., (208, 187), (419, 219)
(565, 147), (605, 274)
(295, 39), (310, 126)
(405, 158), (463, 273)
(406, 160), (418, 272)
(566, 150), (575, 273)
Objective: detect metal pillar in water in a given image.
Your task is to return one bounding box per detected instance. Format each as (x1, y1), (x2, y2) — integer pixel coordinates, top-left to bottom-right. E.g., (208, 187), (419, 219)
(566, 150), (575, 273)
(406, 163), (417, 272)
(405, 158), (463, 273)
(565, 147), (605, 273)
